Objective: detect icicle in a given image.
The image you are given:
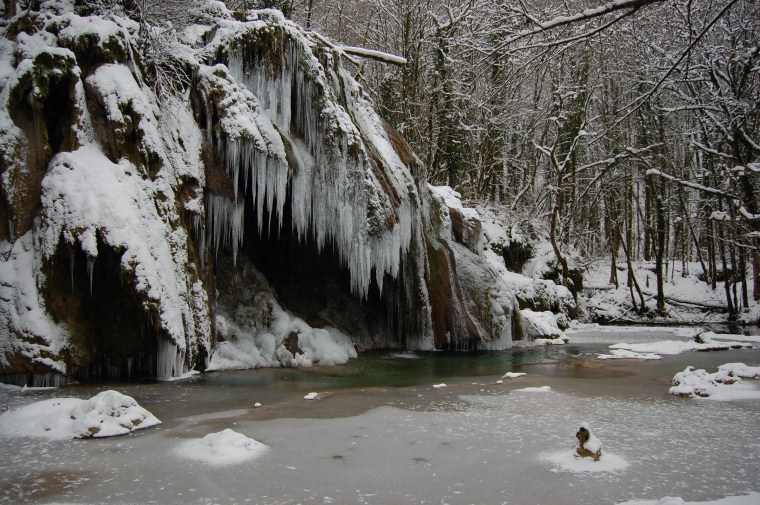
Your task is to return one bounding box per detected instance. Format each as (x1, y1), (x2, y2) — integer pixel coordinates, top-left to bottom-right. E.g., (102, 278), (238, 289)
(86, 256), (95, 296)
(126, 357), (133, 378)
(156, 336), (179, 380)
(224, 35), (420, 302)
(206, 194), (244, 266)
(192, 214), (206, 269)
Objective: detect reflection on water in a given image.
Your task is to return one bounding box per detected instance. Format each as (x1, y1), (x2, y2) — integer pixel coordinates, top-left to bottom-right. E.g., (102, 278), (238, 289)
(0, 344), (605, 422)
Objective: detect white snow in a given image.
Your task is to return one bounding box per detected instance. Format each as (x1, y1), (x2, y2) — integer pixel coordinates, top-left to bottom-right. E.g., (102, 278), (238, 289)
(519, 309), (569, 344)
(541, 449), (629, 473)
(598, 349), (662, 360)
(175, 429), (268, 466)
(339, 45), (408, 65)
(514, 385), (552, 393)
(669, 364), (760, 400)
(579, 421), (602, 453)
(40, 144), (203, 378)
(208, 289), (357, 371)
(0, 233), (68, 374)
(579, 259), (760, 325)
(718, 363), (760, 378)
(606, 332), (752, 357)
(432, 383), (447, 389)
(0, 390), (160, 440)
(303, 392), (318, 400)
(503, 372), (527, 378)
(616, 492), (760, 505)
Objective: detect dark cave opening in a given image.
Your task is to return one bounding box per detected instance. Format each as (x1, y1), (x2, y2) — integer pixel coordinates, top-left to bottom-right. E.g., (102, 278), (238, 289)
(49, 238), (160, 381)
(214, 188), (409, 349)
(42, 75), (75, 155)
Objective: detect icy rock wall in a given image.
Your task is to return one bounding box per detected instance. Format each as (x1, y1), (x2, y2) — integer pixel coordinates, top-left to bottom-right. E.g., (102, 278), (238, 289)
(0, 5), (211, 380)
(425, 186), (519, 349)
(0, 2), (525, 381)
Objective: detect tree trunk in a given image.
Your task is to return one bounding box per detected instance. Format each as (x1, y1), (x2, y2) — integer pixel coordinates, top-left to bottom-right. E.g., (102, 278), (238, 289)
(4, 0), (16, 18)
(550, 201), (570, 289)
(753, 250), (760, 302)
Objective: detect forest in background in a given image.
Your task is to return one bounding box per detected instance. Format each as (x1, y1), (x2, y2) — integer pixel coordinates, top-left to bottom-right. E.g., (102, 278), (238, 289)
(279, 0), (760, 318)
(5, 0), (760, 319)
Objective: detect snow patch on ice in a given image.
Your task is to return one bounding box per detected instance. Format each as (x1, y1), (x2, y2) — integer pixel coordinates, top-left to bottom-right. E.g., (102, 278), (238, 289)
(598, 349), (662, 360)
(541, 449), (628, 473)
(514, 386), (552, 393)
(608, 335), (752, 356)
(616, 492), (760, 505)
(175, 429), (268, 466)
(502, 372), (527, 378)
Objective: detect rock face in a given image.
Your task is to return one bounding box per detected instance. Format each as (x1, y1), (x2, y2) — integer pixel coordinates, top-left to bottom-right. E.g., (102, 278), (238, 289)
(0, 2), (526, 384)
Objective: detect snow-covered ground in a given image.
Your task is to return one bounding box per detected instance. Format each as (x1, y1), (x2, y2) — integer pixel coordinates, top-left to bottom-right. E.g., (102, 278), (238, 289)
(581, 259), (760, 324)
(0, 326), (758, 504)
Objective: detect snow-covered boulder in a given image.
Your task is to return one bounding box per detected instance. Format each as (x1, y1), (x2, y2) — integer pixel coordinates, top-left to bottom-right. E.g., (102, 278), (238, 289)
(519, 309), (569, 344)
(670, 366), (729, 398)
(0, 390), (160, 439)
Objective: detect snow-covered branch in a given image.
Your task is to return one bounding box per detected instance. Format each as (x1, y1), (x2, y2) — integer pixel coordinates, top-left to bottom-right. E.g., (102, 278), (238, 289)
(339, 46), (407, 66)
(499, 0), (665, 47)
(646, 169), (734, 198)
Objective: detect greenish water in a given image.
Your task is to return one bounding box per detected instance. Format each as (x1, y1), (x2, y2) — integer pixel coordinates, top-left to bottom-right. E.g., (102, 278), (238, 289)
(202, 344), (599, 391)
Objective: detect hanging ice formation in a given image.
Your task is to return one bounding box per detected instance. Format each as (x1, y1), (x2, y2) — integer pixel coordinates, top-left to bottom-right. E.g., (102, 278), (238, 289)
(198, 14), (424, 302)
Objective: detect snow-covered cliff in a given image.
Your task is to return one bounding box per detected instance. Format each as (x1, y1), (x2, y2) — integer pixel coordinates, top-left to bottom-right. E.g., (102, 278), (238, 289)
(0, 1), (529, 384)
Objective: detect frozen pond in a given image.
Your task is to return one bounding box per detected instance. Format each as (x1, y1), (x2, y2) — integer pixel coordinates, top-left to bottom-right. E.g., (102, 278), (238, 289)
(1, 327), (759, 504)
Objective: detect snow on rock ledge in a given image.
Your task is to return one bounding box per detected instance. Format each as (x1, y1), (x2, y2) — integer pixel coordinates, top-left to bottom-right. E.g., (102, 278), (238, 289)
(0, 390), (160, 440)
